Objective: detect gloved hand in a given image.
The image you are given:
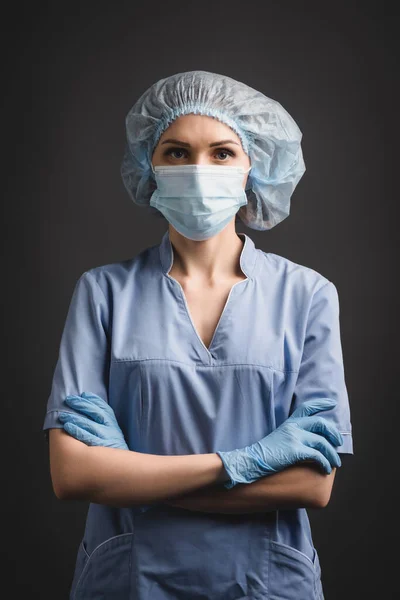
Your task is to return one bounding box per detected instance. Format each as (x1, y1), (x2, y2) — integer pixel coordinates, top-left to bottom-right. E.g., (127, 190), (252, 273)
(216, 398), (343, 489)
(58, 392), (129, 450)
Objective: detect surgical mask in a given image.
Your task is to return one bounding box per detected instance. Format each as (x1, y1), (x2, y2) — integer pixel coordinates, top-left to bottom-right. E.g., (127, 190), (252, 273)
(149, 163), (251, 241)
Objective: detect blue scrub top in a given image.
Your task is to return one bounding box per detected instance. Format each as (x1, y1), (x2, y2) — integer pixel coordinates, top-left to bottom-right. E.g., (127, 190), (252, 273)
(43, 230), (353, 600)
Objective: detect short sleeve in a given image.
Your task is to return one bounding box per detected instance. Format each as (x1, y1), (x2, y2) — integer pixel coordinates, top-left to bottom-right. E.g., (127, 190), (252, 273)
(42, 270), (110, 443)
(290, 281), (354, 454)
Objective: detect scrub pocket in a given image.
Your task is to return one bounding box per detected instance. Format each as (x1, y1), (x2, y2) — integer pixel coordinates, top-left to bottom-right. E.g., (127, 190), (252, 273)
(70, 533), (134, 600)
(268, 540), (324, 600)
(312, 547), (325, 600)
(69, 540), (90, 599)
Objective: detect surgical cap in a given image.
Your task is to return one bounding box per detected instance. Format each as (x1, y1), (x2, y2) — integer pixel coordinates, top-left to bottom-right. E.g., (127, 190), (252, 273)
(120, 70), (306, 230)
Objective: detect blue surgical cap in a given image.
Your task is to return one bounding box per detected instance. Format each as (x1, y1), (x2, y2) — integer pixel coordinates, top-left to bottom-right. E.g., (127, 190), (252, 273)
(120, 70), (306, 230)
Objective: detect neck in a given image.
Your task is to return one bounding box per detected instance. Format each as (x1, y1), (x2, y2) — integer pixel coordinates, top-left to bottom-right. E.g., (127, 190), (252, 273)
(168, 222), (245, 282)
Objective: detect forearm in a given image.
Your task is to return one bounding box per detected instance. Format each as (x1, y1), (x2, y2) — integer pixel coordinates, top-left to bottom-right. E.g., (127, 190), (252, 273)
(51, 430), (228, 507)
(165, 463), (336, 514)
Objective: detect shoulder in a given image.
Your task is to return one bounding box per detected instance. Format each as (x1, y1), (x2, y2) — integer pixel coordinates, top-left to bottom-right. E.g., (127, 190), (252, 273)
(258, 249), (332, 295)
(75, 242), (158, 299)
(256, 251), (342, 331)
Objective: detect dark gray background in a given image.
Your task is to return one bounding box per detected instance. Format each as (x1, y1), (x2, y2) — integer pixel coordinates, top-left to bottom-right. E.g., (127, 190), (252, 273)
(3, 1), (392, 598)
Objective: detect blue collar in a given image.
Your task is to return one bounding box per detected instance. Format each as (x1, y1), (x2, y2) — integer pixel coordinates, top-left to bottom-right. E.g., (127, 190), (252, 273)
(159, 229), (259, 280)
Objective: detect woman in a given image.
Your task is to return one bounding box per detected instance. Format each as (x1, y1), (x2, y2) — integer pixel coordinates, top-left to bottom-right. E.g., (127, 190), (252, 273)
(43, 70), (353, 600)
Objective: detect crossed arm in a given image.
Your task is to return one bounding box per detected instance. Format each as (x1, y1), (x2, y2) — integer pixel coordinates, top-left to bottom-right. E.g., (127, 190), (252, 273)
(164, 463), (336, 513)
(48, 429), (336, 513)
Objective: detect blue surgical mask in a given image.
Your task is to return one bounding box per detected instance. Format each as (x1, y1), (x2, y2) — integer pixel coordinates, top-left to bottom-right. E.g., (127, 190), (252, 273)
(150, 163), (251, 241)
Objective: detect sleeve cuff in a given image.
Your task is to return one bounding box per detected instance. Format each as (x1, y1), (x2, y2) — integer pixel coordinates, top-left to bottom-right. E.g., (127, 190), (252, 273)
(42, 410), (67, 443)
(337, 432), (354, 454)
(42, 409), (65, 431)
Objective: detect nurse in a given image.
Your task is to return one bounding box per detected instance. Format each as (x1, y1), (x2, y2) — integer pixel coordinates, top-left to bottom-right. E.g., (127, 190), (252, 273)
(43, 70), (354, 600)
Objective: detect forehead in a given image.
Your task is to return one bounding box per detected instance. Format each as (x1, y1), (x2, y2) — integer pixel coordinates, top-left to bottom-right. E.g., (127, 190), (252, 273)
(159, 114), (241, 144)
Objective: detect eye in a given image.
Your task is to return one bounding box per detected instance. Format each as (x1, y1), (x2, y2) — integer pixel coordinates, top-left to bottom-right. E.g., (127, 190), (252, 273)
(215, 148), (235, 161)
(163, 148), (187, 159)
(162, 146), (236, 161)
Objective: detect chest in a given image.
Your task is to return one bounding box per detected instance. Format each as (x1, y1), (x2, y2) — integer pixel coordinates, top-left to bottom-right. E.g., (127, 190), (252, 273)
(110, 265), (306, 371)
(176, 276), (247, 350)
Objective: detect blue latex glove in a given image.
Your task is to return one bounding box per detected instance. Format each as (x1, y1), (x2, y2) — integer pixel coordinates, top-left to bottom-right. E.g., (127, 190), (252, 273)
(216, 398), (343, 489)
(58, 392), (129, 450)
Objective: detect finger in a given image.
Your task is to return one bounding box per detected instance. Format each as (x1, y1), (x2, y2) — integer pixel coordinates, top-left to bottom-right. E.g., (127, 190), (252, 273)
(81, 392), (115, 422)
(81, 392), (113, 413)
(296, 416), (344, 447)
(301, 431), (342, 468)
(297, 447), (333, 474)
(289, 398), (337, 420)
(63, 422), (105, 447)
(59, 412), (105, 438)
(64, 396), (108, 425)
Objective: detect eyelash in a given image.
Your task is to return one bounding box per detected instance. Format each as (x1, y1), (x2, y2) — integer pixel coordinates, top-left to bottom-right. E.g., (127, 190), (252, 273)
(163, 147), (236, 160)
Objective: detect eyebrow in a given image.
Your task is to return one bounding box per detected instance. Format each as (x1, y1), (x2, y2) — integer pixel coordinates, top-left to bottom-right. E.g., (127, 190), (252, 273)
(160, 138), (240, 147)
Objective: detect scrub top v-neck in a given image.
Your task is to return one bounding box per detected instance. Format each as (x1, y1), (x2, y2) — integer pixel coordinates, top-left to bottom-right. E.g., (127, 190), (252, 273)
(43, 229), (353, 600)
(163, 233), (253, 364)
